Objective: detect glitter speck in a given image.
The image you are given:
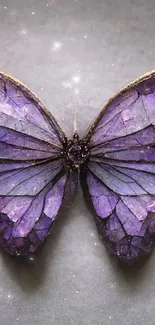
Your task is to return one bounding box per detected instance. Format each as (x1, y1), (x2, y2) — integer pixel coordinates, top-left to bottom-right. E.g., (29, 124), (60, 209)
(109, 316), (112, 320)
(28, 255), (35, 263)
(52, 41), (63, 51)
(20, 29), (27, 35)
(4, 6), (7, 9)
(84, 35), (87, 39)
(73, 274), (76, 278)
(46, 3), (49, 6)
(41, 87), (44, 91)
(94, 242), (97, 246)
(122, 108), (132, 122)
(8, 294), (11, 298)
(76, 290), (79, 294)
(74, 89), (79, 95)
(31, 11), (35, 15)
(62, 81), (72, 89)
(72, 75), (80, 83)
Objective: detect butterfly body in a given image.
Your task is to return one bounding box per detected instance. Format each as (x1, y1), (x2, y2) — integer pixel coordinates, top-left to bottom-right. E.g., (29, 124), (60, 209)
(63, 132), (90, 169)
(0, 71), (155, 263)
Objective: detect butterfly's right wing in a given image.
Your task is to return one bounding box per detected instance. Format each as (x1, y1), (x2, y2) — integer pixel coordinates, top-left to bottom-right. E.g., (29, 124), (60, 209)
(82, 71), (155, 263)
(0, 73), (74, 256)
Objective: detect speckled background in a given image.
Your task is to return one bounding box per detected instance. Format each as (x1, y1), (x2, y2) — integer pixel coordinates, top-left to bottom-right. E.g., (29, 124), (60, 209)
(0, 0), (155, 324)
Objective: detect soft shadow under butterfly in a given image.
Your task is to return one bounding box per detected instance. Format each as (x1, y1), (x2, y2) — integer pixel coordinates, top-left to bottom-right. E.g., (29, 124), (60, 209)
(0, 71), (155, 264)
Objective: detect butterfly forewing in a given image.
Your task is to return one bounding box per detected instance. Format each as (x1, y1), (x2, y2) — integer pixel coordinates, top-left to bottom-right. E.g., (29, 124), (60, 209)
(0, 73), (68, 256)
(84, 72), (155, 263)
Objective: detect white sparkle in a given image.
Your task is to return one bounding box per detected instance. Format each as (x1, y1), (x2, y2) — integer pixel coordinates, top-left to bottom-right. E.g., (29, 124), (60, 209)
(76, 290), (79, 294)
(46, 3), (49, 6)
(90, 233), (94, 237)
(8, 294), (11, 298)
(52, 41), (63, 51)
(6, 40), (9, 43)
(29, 256), (34, 262)
(72, 75), (80, 83)
(62, 81), (72, 89)
(148, 203), (155, 209)
(74, 88), (79, 95)
(4, 6), (7, 9)
(71, 38), (75, 41)
(20, 29), (27, 35)
(73, 274), (76, 277)
(84, 35), (87, 38)
(111, 63), (114, 66)
(31, 11), (35, 15)
(94, 242), (97, 246)
(41, 87), (44, 91)
(109, 316), (112, 320)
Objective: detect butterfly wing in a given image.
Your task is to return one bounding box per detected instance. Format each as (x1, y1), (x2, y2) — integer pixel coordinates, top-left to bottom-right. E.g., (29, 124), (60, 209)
(83, 71), (155, 263)
(0, 73), (69, 256)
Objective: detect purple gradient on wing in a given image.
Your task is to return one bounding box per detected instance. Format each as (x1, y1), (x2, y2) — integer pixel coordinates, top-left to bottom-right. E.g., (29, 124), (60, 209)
(90, 77), (155, 147)
(0, 74), (65, 148)
(0, 73), (68, 256)
(0, 127), (60, 160)
(0, 171), (67, 255)
(86, 74), (155, 263)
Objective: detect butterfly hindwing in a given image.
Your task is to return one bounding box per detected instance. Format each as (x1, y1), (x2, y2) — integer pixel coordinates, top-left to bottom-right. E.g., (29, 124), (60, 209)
(84, 72), (155, 262)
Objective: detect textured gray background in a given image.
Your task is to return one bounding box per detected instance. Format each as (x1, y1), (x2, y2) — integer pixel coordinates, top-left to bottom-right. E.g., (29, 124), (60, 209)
(0, 0), (155, 324)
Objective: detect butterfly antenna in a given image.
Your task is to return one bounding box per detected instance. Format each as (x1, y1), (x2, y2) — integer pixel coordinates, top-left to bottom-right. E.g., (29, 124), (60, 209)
(74, 112), (77, 132)
(73, 111), (77, 133)
(73, 112), (79, 140)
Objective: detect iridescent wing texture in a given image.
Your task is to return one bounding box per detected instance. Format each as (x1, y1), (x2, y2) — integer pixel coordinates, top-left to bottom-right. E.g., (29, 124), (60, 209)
(84, 72), (155, 263)
(0, 73), (69, 256)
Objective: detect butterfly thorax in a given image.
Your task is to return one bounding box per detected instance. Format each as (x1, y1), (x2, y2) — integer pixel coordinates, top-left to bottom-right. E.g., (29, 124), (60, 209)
(63, 132), (90, 169)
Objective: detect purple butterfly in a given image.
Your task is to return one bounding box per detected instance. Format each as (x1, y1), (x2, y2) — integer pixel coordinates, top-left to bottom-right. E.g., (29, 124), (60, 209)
(0, 71), (155, 263)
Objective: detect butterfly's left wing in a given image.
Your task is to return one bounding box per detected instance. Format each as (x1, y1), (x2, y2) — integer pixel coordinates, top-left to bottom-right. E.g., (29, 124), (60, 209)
(82, 71), (155, 263)
(0, 73), (72, 256)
